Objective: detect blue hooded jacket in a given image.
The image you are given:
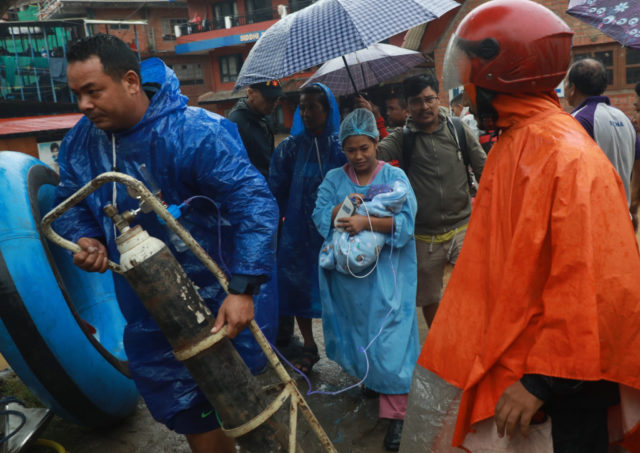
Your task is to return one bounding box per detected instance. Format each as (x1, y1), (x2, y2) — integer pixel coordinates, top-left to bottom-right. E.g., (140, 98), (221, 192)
(53, 57), (279, 425)
(268, 83), (346, 318)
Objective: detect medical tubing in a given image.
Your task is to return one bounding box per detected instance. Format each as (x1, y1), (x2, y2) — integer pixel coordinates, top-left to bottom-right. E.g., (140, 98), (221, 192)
(182, 195), (231, 276)
(41, 172), (230, 287)
(270, 208), (398, 397)
(269, 338), (370, 397)
(346, 194), (380, 279)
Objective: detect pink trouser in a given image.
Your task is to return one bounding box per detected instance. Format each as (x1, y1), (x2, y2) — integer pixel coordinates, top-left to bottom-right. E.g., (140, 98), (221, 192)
(379, 393), (408, 420)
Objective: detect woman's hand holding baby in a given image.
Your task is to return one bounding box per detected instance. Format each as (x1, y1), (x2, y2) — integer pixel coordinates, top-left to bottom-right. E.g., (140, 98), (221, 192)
(336, 215), (369, 235)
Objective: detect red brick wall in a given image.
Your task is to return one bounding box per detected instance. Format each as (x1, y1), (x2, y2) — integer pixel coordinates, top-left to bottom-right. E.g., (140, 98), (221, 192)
(431, 0), (636, 119)
(162, 54), (213, 105)
(91, 6), (188, 55)
(87, 6), (216, 104)
(145, 8), (190, 53)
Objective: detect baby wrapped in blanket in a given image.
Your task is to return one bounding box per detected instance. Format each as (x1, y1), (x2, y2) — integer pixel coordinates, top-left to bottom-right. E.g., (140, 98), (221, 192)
(320, 179), (409, 275)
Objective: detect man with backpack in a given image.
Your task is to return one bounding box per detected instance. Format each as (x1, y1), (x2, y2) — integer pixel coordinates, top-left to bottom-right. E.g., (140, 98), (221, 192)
(375, 74), (486, 325)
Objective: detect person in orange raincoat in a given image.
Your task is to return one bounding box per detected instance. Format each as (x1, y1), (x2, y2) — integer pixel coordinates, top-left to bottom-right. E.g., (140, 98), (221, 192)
(399, 1), (640, 452)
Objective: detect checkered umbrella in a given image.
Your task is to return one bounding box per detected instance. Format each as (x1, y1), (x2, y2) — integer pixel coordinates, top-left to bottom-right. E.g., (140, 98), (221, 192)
(234, 0), (460, 89)
(567, 0), (640, 49)
(300, 43), (426, 96)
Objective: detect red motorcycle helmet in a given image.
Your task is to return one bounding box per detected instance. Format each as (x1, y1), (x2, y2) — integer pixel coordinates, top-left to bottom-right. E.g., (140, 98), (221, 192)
(443, 0), (574, 94)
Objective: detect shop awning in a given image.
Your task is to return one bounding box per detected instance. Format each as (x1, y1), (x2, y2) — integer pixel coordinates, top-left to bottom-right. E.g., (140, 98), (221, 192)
(0, 113), (83, 136)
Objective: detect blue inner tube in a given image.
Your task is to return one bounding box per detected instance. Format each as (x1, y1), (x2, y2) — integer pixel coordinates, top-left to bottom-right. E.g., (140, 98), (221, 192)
(0, 151), (139, 427)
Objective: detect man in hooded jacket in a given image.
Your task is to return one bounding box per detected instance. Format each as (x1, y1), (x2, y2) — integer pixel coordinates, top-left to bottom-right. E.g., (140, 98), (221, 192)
(400, 1), (640, 453)
(228, 80), (282, 178)
(53, 34), (278, 453)
(268, 83), (346, 373)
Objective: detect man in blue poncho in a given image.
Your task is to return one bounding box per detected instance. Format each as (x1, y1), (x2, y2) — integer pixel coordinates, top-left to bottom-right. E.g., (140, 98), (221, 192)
(268, 83), (345, 373)
(53, 34), (278, 453)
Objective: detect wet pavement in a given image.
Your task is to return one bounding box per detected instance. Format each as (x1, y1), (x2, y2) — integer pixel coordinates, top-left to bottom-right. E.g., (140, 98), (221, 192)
(14, 317), (429, 453)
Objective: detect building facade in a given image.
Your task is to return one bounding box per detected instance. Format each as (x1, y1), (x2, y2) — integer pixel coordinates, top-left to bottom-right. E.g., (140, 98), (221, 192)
(37, 0), (214, 104)
(173, 0), (319, 128)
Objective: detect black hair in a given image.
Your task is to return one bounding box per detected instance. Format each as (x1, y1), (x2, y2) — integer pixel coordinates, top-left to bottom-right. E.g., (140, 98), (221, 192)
(568, 58), (607, 96)
(450, 92), (464, 107)
(300, 84), (329, 112)
(67, 34), (140, 80)
(402, 73), (439, 99)
(386, 92), (407, 108)
(635, 81), (640, 97)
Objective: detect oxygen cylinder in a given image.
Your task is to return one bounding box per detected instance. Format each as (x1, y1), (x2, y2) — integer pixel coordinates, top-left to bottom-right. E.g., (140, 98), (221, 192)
(113, 222), (293, 451)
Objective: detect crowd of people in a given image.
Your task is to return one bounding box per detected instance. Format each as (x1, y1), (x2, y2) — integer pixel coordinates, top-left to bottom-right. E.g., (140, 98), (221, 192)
(51, 0), (640, 452)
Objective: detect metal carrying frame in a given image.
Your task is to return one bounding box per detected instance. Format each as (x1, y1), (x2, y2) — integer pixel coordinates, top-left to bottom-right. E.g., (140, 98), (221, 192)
(41, 172), (337, 453)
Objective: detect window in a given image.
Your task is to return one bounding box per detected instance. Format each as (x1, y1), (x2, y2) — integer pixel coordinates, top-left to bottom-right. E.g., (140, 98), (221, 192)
(168, 63), (204, 86)
(162, 18), (188, 40)
(573, 48), (614, 86)
(245, 0), (272, 24)
(290, 0), (318, 13)
(219, 54), (242, 83)
(573, 45), (640, 89)
(109, 23), (130, 30)
(213, 1), (238, 29)
(626, 48), (640, 86)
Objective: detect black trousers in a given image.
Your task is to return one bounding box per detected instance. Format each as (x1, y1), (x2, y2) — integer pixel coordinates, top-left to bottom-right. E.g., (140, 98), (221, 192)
(544, 380), (620, 453)
(275, 315), (294, 346)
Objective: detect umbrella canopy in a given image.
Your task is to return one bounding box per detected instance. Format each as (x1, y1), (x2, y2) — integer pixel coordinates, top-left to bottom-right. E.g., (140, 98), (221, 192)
(234, 0), (459, 89)
(567, 0), (640, 49)
(301, 43), (426, 96)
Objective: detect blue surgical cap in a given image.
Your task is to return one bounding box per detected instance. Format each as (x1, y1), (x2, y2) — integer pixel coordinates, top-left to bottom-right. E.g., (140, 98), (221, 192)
(339, 108), (379, 145)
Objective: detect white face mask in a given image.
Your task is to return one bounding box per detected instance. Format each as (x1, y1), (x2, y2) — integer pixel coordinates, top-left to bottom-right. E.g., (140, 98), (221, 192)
(461, 106), (470, 117)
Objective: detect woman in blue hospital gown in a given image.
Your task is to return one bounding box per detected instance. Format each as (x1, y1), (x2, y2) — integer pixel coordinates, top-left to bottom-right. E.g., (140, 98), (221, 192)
(312, 109), (419, 451)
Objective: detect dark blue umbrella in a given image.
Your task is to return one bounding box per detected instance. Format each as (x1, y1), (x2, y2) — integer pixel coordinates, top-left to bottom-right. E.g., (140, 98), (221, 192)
(567, 0), (640, 49)
(234, 0), (460, 89)
(301, 43), (427, 96)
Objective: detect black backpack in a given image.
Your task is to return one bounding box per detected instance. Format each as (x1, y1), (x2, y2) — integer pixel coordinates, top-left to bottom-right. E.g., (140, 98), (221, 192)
(400, 116), (477, 195)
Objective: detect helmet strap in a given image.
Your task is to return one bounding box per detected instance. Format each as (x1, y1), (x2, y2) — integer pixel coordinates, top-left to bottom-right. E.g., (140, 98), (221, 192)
(475, 87), (499, 126)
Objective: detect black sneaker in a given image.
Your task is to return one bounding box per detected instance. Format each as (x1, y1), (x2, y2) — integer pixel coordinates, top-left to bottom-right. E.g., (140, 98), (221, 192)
(383, 419), (403, 451)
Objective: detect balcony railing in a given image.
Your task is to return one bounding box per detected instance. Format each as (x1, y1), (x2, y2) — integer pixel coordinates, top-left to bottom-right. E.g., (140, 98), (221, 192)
(289, 0), (316, 13)
(178, 1), (318, 37)
(1, 21), (83, 103)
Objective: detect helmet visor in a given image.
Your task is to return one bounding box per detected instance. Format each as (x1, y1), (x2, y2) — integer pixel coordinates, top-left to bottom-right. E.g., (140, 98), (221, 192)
(442, 33), (472, 92)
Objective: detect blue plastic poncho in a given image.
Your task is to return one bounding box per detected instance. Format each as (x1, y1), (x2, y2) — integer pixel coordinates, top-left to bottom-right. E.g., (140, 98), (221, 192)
(52, 57), (279, 425)
(268, 83), (346, 318)
(312, 163), (419, 394)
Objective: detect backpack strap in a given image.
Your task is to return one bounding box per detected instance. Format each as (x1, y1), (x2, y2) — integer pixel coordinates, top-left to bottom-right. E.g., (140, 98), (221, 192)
(447, 116), (477, 194)
(446, 116), (470, 166)
(401, 126), (415, 170)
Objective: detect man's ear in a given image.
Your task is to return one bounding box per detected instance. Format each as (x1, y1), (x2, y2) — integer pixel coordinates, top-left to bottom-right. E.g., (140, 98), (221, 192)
(122, 70), (142, 95)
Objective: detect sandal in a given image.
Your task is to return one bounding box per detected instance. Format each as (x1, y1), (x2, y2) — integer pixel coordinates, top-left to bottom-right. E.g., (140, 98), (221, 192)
(292, 346), (319, 374)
